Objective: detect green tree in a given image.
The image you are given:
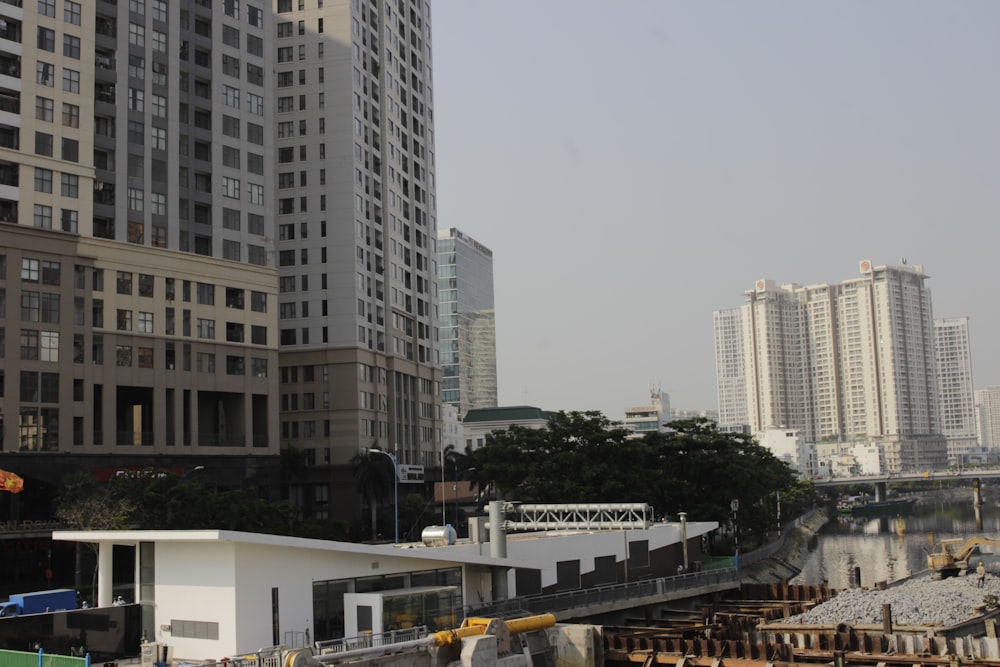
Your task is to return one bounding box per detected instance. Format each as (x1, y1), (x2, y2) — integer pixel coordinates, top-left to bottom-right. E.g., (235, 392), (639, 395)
(464, 412), (810, 552)
(351, 449), (395, 541)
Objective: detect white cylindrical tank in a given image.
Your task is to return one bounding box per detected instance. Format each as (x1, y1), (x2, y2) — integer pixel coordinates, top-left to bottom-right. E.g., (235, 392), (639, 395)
(421, 525), (457, 547)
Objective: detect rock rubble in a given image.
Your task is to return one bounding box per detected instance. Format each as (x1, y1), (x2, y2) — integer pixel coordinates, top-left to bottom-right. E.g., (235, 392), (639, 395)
(786, 572), (1000, 627)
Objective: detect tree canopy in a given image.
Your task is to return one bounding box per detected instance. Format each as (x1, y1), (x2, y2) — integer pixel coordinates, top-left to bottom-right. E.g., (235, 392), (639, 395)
(464, 412), (814, 544)
(55, 471), (291, 533)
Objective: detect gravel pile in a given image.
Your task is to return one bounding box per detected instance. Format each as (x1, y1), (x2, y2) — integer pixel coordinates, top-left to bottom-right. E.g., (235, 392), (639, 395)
(786, 572), (1000, 627)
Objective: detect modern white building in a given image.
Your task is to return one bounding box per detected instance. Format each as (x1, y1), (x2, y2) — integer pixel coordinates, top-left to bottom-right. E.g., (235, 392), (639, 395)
(934, 317), (979, 462)
(54, 515), (716, 657)
(975, 387), (1000, 452)
(437, 228), (497, 419)
(756, 428), (816, 477)
(713, 308), (748, 433)
(714, 260), (948, 473)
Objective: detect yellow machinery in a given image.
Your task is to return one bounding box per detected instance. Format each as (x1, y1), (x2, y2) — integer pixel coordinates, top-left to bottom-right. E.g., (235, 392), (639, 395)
(926, 537), (1000, 577)
(432, 613), (557, 651)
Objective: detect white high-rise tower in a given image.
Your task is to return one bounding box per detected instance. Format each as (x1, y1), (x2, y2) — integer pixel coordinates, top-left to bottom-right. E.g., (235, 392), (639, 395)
(715, 260), (948, 472)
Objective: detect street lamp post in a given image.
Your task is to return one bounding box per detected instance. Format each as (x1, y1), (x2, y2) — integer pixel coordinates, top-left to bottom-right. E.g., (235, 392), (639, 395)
(368, 448), (398, 544)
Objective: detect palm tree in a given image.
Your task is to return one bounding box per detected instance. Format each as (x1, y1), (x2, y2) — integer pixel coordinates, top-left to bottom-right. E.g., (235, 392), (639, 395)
(351, 449), (394, 540)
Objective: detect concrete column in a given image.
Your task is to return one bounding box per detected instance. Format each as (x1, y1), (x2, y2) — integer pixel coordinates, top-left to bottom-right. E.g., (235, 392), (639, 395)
(679, 512), (689, 572)
(98, 543), (113, 607)
(875, 481), (886, 502)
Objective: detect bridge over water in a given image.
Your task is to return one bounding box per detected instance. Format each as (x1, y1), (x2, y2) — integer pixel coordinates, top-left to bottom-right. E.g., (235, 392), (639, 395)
(813, 469), (1000, 505)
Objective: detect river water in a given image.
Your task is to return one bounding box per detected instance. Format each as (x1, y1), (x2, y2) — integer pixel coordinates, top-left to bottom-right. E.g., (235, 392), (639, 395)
(791, 486), (1000, 589)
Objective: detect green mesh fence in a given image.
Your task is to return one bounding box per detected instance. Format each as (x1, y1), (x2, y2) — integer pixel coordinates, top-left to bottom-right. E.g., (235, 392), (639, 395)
(0, 650), (88, 667)
(700, 555), (737, 571)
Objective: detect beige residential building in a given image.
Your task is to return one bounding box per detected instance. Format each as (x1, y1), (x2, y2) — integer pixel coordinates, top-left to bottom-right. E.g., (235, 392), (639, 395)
(271, 0), (442, 525)
(0, 0), (281, 488)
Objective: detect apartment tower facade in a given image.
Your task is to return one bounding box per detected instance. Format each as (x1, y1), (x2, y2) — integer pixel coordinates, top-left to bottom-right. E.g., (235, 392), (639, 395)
(436, 227), (496, 419)
(934, 316), (978, 461)
(0, 0), (281, 491)
(715, 260), (947, 472)
(272, 0), (442, 495)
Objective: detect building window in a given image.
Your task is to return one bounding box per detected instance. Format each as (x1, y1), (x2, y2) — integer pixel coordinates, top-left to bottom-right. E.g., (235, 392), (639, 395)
(151, 192), (166, 215)
(63, 34), (81, 59)
(33, 205), (52, 229)
(35, 132), (53, 157)
(128, 187), (144, 212)
(63, 102), (80, 127)
(222, 176), (240, 199)
(117, 271), (133, 295)
(37, 62), (55, 87)
(37, 27), (55, 52)
(62, 68), (80, 93)
(248, 183), (264, 205)
(35, 96), (54, 122)
(64, 0), (82, 24)
(117, 309), (132, 331)
(34, 168), (53, 193)
(61, 209), (78, 233)
(129, 87), (144, 111)
(151, 127), (166, 151)
(196, 283), (214, 305)
(197, 318), (215, 339)
(61, 173), (79, 198)
(129, 22), (145, 47)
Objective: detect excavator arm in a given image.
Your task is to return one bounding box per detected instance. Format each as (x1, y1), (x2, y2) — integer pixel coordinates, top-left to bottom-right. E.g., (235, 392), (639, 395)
(954, 537), (1000, 563)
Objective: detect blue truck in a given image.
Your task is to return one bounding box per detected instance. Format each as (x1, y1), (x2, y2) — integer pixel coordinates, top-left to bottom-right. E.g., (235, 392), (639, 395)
(0, 588), (77, 617)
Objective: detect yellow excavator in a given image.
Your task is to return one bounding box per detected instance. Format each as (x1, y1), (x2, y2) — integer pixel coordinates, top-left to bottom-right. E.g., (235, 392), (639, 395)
(926, 537), (1000, 578)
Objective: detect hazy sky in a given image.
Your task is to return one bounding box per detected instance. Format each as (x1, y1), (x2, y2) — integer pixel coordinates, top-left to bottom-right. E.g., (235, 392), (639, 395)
(431, 1), (1000, 420)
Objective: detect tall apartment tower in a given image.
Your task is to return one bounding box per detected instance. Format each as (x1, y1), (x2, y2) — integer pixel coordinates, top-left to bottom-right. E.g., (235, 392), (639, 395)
(0, 0), (281, 489)
(273, 0), (442, 474)
(715, 260), (948, 472)
(975, 387), (1000, 451)
(436, 228), (496, 418)
(713, 308), (748, 433)
(934, 317), (978, 461)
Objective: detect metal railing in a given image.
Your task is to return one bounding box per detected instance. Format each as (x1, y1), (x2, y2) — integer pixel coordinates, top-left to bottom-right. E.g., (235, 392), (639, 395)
(314, 626), (429, 656)
(0, 650), (89, 667)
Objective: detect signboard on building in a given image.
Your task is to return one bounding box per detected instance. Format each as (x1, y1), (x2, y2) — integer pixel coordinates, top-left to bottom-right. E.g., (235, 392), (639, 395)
(397, 465), (424, 483)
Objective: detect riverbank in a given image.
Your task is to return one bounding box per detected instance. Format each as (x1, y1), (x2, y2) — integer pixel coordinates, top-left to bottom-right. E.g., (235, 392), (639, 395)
(740, 509), (831, 584)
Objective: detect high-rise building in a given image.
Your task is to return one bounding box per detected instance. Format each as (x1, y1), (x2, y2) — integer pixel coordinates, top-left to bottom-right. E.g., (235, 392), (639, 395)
(0, 0), (281, 492)
(273, 0), (442, 487)
(713, 308), (748, 433)
(975, 387), (1000, 451)
(436, 228), (496, 418)
(714, 260), (948, 472)
(934, 317), (978, 461)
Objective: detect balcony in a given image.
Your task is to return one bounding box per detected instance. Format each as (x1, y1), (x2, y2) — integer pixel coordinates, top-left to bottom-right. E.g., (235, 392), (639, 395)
(95, 51), (116, 72)
(95, 83), (115, 104)
(0, 198), (16, 222)
(0, 124), (17, 149)
(0, 161), (17, 186)
(0, 91), (17, 114)
(93, 181), (115, 206)
(0, 55), (19, 77)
